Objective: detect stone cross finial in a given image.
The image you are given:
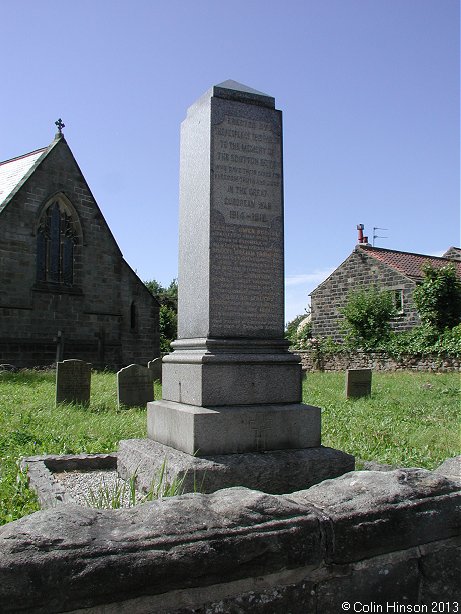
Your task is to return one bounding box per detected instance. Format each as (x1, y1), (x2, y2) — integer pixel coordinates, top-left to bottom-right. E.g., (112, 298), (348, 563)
(55, 118), (65, 134)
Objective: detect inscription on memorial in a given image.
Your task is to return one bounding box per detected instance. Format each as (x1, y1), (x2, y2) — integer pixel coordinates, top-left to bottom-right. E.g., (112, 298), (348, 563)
(212, 115), (282, 228)
(248, 417), (274, 451)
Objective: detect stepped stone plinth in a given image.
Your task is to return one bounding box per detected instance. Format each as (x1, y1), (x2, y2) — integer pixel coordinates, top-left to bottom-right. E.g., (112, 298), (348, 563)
(118, 81), (353, 492)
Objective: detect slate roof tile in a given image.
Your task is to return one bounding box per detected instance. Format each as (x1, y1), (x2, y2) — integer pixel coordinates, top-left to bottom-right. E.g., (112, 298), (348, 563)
(0, 147), (48, 210)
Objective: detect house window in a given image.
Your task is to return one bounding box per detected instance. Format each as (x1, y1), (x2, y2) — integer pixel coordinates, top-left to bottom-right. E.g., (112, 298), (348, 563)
(37, 200), (78, 285)
(394, 289), (404, 314)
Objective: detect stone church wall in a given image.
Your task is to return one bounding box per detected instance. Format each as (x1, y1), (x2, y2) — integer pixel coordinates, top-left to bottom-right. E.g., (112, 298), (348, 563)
(0, 138), (159, 369)
(311, 248), (420, 341)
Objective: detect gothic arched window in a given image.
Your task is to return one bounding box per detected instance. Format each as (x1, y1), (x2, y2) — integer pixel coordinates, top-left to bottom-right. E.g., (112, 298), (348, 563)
(36, 199), (78, 285)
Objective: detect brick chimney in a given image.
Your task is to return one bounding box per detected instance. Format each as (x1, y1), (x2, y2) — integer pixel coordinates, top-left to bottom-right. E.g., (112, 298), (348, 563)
(356, 224), (370, 246)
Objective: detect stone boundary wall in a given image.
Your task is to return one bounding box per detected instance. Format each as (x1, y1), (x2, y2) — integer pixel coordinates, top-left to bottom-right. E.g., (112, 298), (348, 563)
(295, 350), (461, 372)
(0, 458), (459, 613)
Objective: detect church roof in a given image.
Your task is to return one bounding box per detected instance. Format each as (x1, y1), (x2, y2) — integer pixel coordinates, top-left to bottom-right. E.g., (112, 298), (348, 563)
(0, 147), (48, 211)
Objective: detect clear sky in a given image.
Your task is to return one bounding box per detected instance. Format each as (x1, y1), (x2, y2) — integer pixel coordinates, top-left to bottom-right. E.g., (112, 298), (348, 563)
(2, 0), (459, 323)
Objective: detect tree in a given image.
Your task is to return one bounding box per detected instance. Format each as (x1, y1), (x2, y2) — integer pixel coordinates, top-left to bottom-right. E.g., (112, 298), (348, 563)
(144, 279), (178, 353)
(341, 287), (397, 350)
(285, 312), (312, 348)
(413, 264), (461, 331)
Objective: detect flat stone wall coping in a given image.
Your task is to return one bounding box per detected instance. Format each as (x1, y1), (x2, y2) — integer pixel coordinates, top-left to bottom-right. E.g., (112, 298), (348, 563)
(1, 461), (459, 612)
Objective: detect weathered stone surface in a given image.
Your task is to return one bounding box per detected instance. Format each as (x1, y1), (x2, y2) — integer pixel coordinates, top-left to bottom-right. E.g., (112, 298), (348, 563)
(419, 537), (461, 601)
(147, 357), (162, 382)
(345, 368), (371, 398)
(0, 488), (321, 613)
(117, 439), (354, 494)
(161, 339), (303, 406)
(1, 461), (460, 612)
(433, 455), (461, 481)
(288, 467), (461, 563)
(55, 359), (91, 405)
(117, 363), (154, 408)
(147, 401), (320, 455)
(316, 548), (421, 608)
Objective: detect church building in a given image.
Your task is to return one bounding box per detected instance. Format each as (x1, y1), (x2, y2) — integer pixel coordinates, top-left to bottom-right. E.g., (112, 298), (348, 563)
(0, 123), (160, 369)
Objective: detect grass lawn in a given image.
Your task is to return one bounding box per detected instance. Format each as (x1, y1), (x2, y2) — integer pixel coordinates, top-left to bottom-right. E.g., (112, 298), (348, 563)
(0, 370), (459, 525)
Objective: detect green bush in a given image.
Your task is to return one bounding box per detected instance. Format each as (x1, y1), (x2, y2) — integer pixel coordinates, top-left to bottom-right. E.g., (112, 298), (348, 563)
(145, 279), (178, 352)
(413, 264), (461, 331)
(385, 323), (461, 358)
(340, 287), (397, 350)
(285, 313), (312, 349)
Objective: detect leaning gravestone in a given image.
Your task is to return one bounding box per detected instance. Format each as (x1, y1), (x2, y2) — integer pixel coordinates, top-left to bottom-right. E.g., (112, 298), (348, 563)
(147, 357), (162, 382)
(117, 364), (154, 409)
(55, 359), (91, 406)
(118, 81), (354, 493)
(346, 368), (372, 398)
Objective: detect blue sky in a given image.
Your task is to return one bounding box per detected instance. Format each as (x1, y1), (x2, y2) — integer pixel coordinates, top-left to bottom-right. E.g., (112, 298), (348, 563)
(2, 0), (459, 323)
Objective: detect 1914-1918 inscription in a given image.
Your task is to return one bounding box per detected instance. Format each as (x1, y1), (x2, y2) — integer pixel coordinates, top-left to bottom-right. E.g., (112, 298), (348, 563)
(212, 115), (282, 228)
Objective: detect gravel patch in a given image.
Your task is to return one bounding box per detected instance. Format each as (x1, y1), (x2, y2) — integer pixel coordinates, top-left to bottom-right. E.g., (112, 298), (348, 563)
(54, 470), (146, 508)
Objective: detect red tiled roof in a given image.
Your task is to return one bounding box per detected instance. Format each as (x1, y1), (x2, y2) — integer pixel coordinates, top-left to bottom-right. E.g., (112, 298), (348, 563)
(358, 245), (461, 280)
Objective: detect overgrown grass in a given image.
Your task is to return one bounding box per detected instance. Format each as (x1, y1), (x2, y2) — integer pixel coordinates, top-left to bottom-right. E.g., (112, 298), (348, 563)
(84, 459), (200, 509)
(304, 371), (460, 469)
(0, 370), (161, 524)
(0, 370), (459, 524)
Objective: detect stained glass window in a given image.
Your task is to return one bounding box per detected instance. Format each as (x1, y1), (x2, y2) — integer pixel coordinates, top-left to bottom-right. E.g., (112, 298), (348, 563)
(36, 200), (78, 285)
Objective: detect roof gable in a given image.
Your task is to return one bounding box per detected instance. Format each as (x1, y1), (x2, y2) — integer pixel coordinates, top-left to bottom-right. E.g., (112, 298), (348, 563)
(358, 245), (461, 280)
(0, 147), (50, 212)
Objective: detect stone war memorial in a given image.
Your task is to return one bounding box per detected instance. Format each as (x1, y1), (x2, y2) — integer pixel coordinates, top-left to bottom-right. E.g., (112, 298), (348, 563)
(1, 81), (459, 613)
(118, 81), (354, 492)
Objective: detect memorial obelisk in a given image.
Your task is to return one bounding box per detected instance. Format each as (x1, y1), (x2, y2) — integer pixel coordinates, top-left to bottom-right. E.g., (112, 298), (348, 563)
(118, 81), (354, 492)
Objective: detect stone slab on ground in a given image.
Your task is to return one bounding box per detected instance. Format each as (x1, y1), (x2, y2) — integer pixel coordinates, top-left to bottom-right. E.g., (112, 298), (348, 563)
(117, 438), (355, 494)
(147, 400), (321, 455)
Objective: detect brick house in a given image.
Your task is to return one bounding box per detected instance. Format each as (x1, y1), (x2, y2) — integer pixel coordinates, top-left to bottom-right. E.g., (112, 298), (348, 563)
(0, 129), (160, 368)
(310, 237), (461, 341)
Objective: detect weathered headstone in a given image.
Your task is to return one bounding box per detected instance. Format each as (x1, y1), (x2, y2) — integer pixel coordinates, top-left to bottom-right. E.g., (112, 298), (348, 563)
(147, 357), (162, 382)
(346, 369), (372, 398)
(56, 359), (91, 406)
(118, 81), (354, 492)
(117, 364), (154, 409)
(54, 330), (64, 363)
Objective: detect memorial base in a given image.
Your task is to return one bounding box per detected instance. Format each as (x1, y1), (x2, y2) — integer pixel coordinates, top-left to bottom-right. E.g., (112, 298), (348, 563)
(147, 400), (321, 456)
(117, 439), (355, 495)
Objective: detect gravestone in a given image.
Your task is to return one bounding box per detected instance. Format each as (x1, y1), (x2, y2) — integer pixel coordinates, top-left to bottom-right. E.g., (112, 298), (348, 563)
(346, 369), (372, 398)
(118, 81), (354, 492)
(117, 364), (154, 409)
(147, 357), (162, 382)
(55, 359), (91, 406)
